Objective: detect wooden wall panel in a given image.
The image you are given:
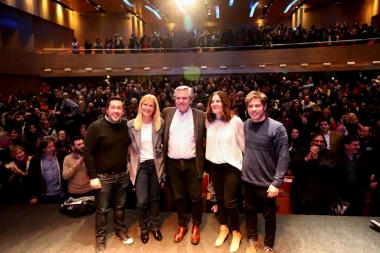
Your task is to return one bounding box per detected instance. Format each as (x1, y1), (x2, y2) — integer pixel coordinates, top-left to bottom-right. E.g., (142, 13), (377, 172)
(33, 17), (73, 53)
(0, 48), (39, 75)
(72, 14), (134, 48)
(0, 3), (73, 53)
(0, 5), (22, 51)
(0, 74), (40, 98)
(302, 0), (378, 30)
(0, 0), (74, 29)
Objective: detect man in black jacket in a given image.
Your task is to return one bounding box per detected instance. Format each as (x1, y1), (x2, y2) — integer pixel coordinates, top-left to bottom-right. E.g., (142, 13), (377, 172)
(289, 132), (339, 215)
(337, 135), (373, 216)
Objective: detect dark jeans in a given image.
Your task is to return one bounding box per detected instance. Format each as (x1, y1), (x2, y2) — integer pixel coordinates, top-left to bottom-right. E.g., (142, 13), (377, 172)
(40, 191), (66, 204)
(95, 171), (129, 244)
(135, 162), (160, 233)
(167, 159), (202, 227)
(242, 182), (277, 248)
(207, 161), (241, 231)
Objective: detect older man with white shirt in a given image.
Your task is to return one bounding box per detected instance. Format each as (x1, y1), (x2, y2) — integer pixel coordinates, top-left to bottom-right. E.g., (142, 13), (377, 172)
(161, 86), (206, 245)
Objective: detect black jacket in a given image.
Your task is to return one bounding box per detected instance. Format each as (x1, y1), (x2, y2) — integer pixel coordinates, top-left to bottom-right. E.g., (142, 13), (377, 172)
(290, 147), (339, 211)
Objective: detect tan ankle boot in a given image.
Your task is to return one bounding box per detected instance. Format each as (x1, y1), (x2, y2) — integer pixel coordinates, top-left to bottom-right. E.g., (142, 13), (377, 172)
(215, 226), (229, 246)
(230, 231), (241, 253)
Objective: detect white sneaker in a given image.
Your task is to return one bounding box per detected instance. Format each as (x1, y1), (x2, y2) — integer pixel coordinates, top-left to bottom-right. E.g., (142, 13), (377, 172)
(115, 231), (134, 245)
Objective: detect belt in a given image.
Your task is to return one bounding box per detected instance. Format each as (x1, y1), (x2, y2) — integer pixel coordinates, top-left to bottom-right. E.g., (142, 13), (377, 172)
(141, 159), (155, 165)
(100, 169), (125, 176)
(167, 157), (195, 163)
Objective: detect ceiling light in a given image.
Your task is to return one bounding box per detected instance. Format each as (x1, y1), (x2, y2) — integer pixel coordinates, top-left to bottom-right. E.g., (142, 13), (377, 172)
(284, 0), (297, 13)
(123, 0), (135, 8)
(145, 6), (161, 19)
(250, 2), (259, 18)
(175, 0), (187, 14)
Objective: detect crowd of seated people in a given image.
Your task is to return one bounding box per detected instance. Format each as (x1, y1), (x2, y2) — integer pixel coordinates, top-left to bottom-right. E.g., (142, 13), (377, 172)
(0, 72), (380, 216)
(70, 21), (380, 54)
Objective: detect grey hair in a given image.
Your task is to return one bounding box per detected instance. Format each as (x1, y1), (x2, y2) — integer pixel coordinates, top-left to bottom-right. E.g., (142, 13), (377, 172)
(174, 85), (194, 99)
(131, 98), (138, 103)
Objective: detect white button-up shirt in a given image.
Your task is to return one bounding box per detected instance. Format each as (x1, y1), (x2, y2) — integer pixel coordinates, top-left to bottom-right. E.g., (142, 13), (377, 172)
(168, 108), (196, 159)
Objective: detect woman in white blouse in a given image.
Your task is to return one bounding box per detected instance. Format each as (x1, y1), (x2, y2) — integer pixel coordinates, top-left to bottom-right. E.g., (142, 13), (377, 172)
(205, 91), (245, 253)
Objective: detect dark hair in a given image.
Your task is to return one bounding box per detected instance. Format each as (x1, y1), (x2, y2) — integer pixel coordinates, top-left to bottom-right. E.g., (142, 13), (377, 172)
(39, 137), (55, 153)
(24, 122), (40, 141)
(205, 91), (233, 123)
(106, 96), (124, 109)
(11, 128), (22, 134)
(70, 136), (83, 146)
(310, 132), (327, 147)
(280, 108), (289, 117)
(342, 135), (359, 145)
(319, 118), (331, 126)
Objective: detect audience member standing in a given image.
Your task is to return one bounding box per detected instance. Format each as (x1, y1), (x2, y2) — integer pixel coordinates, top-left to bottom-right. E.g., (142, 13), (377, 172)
(289, 133), (339, 214)
(53, 89), (79, 138)
(72, 37), (80, 54)
(337, 135), (372, 216)
(84, 38), (92, 54)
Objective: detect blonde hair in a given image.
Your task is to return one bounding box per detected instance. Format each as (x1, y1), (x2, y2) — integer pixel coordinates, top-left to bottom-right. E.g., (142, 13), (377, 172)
(133, 94), (161, 131)
(341, 112), (359, 124)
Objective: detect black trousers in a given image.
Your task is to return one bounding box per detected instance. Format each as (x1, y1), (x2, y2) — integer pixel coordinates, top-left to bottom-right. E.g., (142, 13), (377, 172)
(207, 161), (241, 231)
(135, 162), (160, 233)
(242, 182), (277, 248)
(167, 159), (202, 227)
(95, 171), (129, 244)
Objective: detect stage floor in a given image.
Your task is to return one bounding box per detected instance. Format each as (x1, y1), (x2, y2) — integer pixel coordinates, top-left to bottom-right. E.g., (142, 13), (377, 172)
(0, 202), (379, 253)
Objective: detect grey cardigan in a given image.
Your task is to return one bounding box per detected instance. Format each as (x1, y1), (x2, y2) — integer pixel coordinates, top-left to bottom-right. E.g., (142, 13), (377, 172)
(127, 118), (165, 185)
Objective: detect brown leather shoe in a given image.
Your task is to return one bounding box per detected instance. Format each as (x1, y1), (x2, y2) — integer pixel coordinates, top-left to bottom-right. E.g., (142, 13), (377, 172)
(190, 224), (200, 245)
(174, 226), (188, 243)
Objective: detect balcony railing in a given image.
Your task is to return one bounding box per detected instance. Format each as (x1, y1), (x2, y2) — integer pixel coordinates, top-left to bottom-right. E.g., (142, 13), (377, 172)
(42, 37), (380, 54)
